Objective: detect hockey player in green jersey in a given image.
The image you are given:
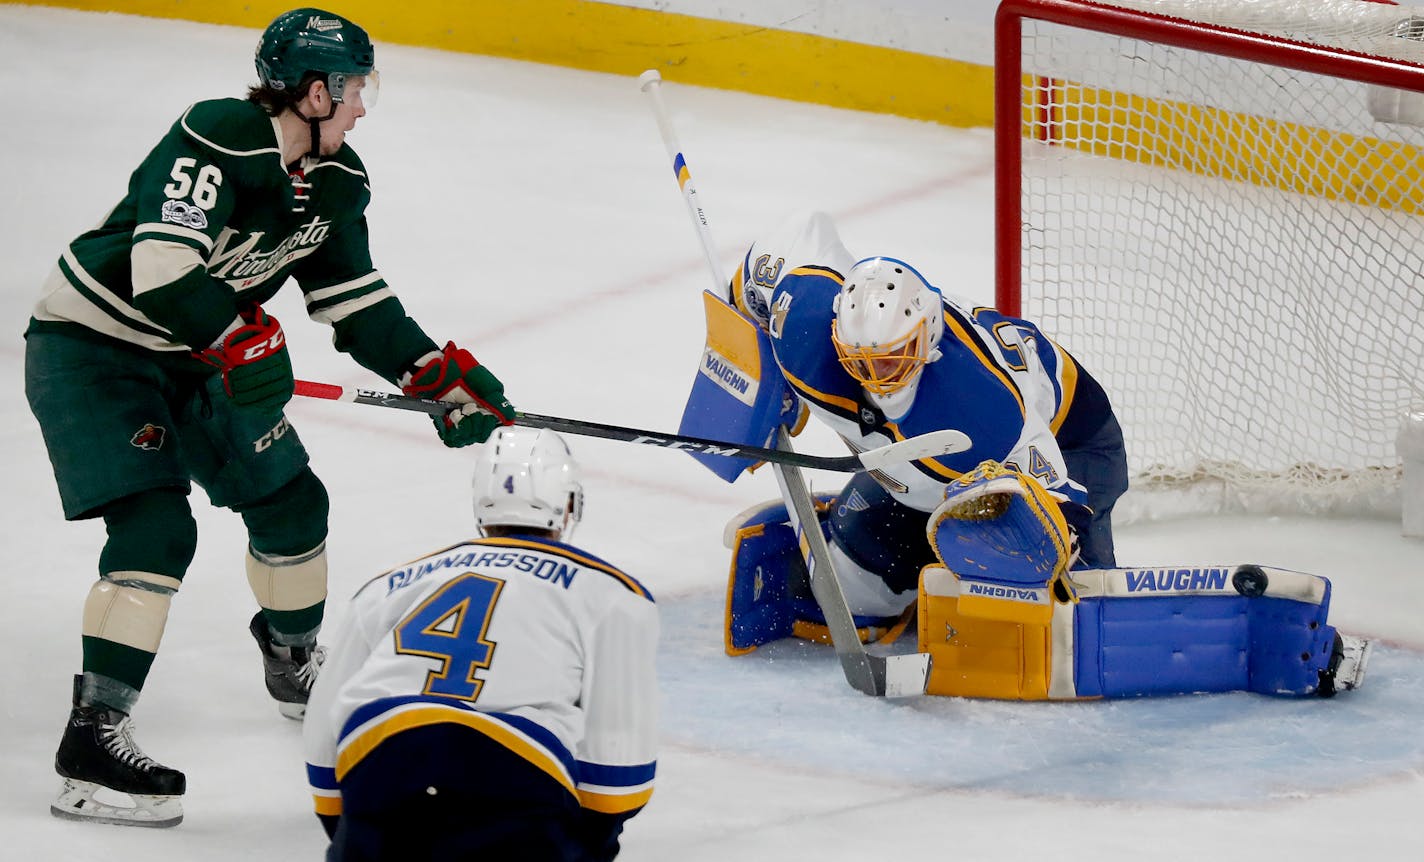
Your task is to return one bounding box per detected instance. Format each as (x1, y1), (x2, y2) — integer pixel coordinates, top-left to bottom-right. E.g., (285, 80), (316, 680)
(25, 8), (515, 828)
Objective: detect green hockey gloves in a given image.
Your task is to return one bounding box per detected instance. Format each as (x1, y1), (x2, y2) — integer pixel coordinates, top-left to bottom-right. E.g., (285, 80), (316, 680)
(198, 308), (295, 412)
(401, 342), (515, 448)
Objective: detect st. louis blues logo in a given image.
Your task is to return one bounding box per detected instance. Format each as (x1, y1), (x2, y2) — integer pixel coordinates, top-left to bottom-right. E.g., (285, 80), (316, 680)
(130, 423), (167, 451)
(837, 488), (871, 518)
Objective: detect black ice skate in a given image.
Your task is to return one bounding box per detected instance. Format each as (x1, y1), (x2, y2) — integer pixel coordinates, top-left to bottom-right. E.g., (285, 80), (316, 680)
(249, 611), (325, 720)
(1318, 633), (1373, 697)
(51, 676), (185, 828)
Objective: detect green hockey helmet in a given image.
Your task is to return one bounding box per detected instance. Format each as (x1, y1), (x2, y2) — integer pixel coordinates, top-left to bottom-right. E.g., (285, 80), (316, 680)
(255, 8), (375, 104)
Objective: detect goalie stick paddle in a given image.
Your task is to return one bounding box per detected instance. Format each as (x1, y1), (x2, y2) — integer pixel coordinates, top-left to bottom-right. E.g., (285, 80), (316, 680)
(292, 380), (970, 472)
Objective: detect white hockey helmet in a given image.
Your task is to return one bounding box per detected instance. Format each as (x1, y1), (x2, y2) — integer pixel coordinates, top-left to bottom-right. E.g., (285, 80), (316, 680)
(732, 210), (855, 328)
(831, 256), (944, 420)
(473, 427), (584, 541)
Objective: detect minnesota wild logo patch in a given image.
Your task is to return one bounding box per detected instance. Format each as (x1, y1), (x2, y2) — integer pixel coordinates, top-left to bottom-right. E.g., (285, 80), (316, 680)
(130, 423), (167, 451)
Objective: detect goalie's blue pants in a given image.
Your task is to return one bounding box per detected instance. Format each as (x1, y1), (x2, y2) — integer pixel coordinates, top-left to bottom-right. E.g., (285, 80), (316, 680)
(1061, 412), (1129, 568)
(828, 473), (936, 595)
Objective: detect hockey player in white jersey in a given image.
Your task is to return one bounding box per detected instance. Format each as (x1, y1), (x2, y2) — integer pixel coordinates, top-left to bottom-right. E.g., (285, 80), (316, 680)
(303, 428), (657, 861)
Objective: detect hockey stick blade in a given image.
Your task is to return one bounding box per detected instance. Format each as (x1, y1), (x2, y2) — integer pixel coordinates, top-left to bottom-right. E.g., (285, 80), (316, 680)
(292, 380), (971, 472)
(856, 429), (972, 472)
(882, 653), (933, 698)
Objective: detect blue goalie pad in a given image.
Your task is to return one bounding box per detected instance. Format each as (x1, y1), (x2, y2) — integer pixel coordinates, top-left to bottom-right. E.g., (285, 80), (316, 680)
(680, 292), (798, 483)
(1072, 567), (1339, 698)
(724, 497), (896, 654)
(724, 519), (803, 654)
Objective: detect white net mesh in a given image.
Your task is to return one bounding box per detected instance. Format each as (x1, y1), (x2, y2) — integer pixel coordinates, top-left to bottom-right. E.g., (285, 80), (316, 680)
(1012, 0), (1424, 519)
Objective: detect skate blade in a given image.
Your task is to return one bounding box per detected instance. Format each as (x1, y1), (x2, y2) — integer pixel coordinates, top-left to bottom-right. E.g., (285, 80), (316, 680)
(51, 779), (183, 828)
(278, 701), (307, 721)
(1337, 637), (1374, 691)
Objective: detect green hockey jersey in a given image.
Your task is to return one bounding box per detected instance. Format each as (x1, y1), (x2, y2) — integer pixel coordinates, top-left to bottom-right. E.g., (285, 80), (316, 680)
(31, 98), (434, 383)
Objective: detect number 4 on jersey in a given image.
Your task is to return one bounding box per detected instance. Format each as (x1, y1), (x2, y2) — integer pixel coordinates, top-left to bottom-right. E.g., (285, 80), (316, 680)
(393, 572), (504, 700)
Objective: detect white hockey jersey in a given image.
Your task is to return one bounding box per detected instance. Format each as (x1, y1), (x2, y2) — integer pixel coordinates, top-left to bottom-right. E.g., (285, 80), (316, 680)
(303, 535), (659, 821)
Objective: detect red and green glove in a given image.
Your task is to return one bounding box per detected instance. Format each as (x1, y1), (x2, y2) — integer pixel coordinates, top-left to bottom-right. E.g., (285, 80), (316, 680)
(198, 307), (294, 413)
(401, 342), (515, 448)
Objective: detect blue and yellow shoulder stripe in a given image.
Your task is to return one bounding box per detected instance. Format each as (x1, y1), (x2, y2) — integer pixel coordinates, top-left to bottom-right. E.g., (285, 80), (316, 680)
(475, 536), (655, 603)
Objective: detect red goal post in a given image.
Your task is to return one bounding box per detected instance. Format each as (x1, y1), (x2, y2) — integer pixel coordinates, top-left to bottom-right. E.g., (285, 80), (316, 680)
(994, 0), (1424, 517)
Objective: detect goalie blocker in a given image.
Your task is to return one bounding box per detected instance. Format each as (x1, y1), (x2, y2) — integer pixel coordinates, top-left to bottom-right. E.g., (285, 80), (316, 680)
(725, 461), (1371, 699)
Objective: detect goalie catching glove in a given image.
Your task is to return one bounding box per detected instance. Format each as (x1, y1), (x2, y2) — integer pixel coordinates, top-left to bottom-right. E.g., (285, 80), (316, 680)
(401, 342), (515, 448)
(926, 460), (1078, 625)
(197, 306), (294, 413)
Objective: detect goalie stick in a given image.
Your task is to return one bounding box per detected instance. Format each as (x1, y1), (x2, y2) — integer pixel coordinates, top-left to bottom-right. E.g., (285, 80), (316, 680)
(638, 69), (728, 298)
(292, 380), (970, 473)
(639, 69), (933, 697)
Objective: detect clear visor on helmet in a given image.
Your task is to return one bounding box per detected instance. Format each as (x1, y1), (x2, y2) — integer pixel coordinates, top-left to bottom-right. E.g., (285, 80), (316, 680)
(329, 70), (379, 111)
(832, 317), (932, 395)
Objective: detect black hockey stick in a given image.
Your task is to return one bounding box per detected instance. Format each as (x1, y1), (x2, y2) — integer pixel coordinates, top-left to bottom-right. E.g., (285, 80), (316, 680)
(293, 380), (971, 473)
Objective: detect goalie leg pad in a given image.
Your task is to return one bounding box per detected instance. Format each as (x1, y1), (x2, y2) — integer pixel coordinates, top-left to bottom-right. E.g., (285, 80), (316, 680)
(1246, 597), (1338, 696)
(928, 461), (1073, 625)
(1071, 567), (1338, 697)
(724, 495), (906, 654)
(724, 520), (804, 655)
(1074, 595), (1251, 698)
(724, 495), (835, 654)
(917, 566), (1058, 699)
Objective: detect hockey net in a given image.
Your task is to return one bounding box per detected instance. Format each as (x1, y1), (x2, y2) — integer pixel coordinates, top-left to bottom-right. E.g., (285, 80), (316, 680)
(996, 0), (1424, 519)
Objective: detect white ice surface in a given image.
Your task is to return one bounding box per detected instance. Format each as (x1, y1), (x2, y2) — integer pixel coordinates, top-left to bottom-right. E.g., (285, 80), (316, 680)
(1, 7), (1422, 861)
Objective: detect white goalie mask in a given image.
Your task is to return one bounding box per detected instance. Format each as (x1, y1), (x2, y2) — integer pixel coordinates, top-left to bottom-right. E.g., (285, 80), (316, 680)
(831, 256), (944, 420)
(473, 427), (584, 541)
(732, 210), (855, 328)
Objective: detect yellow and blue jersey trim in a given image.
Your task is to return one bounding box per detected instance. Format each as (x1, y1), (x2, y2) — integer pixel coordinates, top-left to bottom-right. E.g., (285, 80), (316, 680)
(1046, 339), (1080, 434)
(310, 695), (657, 818)
(475, 536), (655, 602)
(306, 762), (342, 817)
(336, 695), (580, 792)
(576, 760), (657, 814)
(786, 264), (844, 283)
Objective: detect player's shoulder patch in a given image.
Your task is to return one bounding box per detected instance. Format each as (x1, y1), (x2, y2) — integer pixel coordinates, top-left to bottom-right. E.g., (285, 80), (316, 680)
(178, 98), (282, 160)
